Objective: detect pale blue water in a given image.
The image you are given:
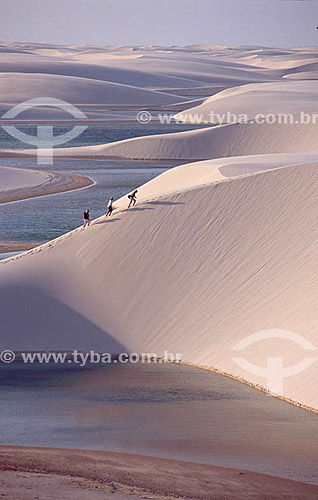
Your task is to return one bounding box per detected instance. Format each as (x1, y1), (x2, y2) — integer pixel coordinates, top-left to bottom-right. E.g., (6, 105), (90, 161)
(0, 363), (317, 484)
(0, 251), (20, 259)
(0, 157), (182, 244)
(0, 122), (208, 149)
(1, 122), (317, 485)
(0, 121), (198, 247)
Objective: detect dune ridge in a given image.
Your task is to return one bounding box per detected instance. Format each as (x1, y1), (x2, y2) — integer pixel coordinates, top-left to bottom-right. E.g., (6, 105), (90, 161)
(0, 155), (317, 410)
(175, 80), (318, 123)
(0, 72), (188, 106)
(0, 43), (317, 413)
(19, 117), (318, 161)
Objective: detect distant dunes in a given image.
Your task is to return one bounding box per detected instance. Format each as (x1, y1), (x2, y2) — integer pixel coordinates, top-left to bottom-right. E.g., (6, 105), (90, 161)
(0, 43), (317, 410)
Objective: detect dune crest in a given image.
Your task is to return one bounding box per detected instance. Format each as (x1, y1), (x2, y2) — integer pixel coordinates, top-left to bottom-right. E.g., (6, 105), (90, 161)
(22, 117), (318, 161)
(1, 154), (317, 410)
(1, 43), (317, 411)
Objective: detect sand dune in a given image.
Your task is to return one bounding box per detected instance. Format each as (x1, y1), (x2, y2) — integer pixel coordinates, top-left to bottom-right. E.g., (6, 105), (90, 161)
(121, 153), (318, 196)
(0, 154), (317, 410)
(0, 165), (50, 192)
(29, 117), (318, 161)
(0, 165), (92, 203)
(0, 73), (186, 105)
(0, 44), (283, 99)
(102, 55), (280, 85)
(175, 80), (318, 123)
(220, 47), (318, 71)
(284, 71), (318, 80)
(16, 75), (317, 160)
(284, 61), (318, 75)
(0, 43), (317, 412)
(0, 53), (205, 89)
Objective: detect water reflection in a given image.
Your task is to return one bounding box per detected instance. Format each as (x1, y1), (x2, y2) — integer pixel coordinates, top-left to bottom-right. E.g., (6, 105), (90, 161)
(0, 362), (317, 484)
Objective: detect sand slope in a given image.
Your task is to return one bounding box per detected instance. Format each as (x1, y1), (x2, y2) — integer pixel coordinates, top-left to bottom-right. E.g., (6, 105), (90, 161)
(175, 80), (318, 123)
(0, 43), (317, 411)
(0, 155), (317, 410)
(31, 118), (318, 161)
(0, 53), (205, 89)
(0, 165), (50, 191)
(0, 73), (186, 105)
(0, 165), (92, 203)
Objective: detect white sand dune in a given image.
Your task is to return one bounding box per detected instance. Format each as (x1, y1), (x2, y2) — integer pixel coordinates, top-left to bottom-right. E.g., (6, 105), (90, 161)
(16, 75), (317, 160)
(28, 117), (318, 161)
(0, 154), (317, 410)
(175, 80), (318, 123)
(152, 85), (229, 96)
(103, 55), (281, 85)
(284, 71), (318, 80)
(0, 165), (51, 192)
(1, 43), (317, 411)
(284, 60), (318, 75)
(220, 47), (318, 70)
(0, 53), (206, 89)
(0, 73), (186, 105)
(125, 153), (318, 196)
(0, 165), (92, 203)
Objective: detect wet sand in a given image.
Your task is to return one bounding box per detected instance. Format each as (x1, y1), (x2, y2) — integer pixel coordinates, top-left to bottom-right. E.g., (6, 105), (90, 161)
(0, 446), (317, 500)
(0, 169), (93, 253)
(0, 241), (39, 253)
(0, 170), (93, 204)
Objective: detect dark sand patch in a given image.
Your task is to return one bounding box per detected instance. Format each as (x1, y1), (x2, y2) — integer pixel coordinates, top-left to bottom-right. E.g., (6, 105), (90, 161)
(0, 170), (93, 204)
(0, 241), (39, 253)
(0, 446), (317, 500)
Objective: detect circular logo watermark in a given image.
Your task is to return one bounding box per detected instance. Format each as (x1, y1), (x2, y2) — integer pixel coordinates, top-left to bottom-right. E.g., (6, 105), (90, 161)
(137, 110), (152, 124)
(0, 350), (15, 363)
(1, 97), (88, 164)
(232, 329), (317, 396)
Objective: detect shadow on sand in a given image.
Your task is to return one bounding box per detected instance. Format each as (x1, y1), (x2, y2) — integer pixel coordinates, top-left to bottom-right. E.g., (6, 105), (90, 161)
(0, 285), (127, 353)
(146, 201), (185, 206)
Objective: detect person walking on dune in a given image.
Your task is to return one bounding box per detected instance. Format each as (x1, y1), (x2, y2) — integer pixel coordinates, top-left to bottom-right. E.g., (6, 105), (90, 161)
(106, 197), (114, 216)
(128, 189), (138, 208)
(83, 209), (90, 227)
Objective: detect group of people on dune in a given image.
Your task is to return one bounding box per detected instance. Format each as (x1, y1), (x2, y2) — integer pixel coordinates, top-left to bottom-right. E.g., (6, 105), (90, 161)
(83, 190), (138, 227)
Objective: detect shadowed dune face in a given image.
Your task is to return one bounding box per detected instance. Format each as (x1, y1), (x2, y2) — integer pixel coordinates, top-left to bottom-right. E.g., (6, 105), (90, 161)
(0, 285), (127, 352)
(42, 115), (318, 161)
(0, 160), (317, 408)
(0, 73), (187, 106)
(0, 55), (206, 89)
(0, 43), (318, 411)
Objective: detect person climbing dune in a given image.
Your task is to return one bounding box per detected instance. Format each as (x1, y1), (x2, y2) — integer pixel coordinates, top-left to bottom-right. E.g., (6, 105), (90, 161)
(106, 197), (113, 216)
(83, 209), (90, 227)
(128, 189), (138, 208)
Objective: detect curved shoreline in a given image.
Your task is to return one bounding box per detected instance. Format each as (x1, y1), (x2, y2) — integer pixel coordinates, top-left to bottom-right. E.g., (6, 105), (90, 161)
(0, 169), (94, 204)
(0, 446), (317, 499)
(0, 241), (39, 253)
(0, 151), (193, 162)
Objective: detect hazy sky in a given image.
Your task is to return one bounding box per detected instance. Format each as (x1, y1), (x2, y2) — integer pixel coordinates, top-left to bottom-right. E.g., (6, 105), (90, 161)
(0, 0), (317, 47)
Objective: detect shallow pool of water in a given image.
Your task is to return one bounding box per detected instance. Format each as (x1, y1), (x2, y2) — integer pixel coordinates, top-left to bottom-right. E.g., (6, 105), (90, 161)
(0, 362), (317, 484)
(0, 122), (209, 149)
(0, 158), (181, 243)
